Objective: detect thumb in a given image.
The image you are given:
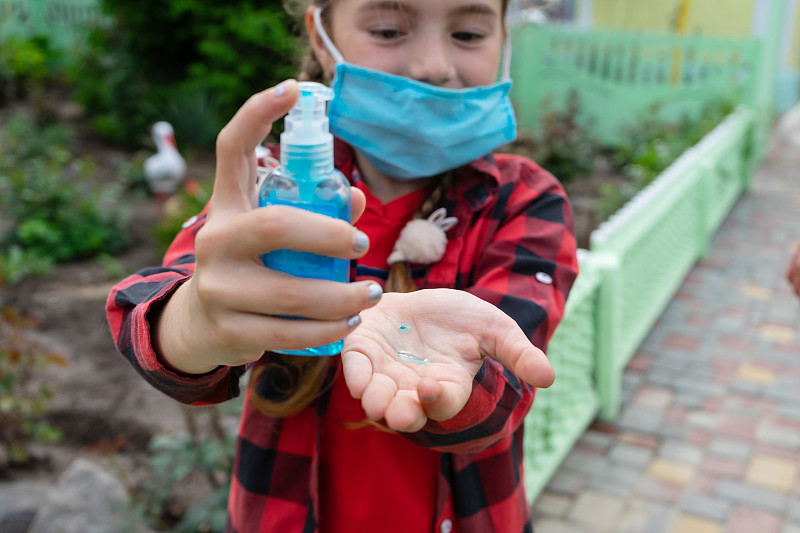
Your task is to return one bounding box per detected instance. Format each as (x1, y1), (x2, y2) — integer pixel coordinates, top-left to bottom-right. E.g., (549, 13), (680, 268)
(483, 314), (555, 389)
(212, 80), (299, 216)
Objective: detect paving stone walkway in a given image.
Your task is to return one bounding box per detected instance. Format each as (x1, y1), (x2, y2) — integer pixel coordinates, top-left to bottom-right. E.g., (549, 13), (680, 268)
(532, 136), (800, 533)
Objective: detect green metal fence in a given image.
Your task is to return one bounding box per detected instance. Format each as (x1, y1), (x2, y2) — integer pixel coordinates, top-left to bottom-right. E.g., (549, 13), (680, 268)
(522, 107), (757, 502)
(523, 259), (601, 500)
(590, 107), (755, 419)
(509, 25), (764, 146)
(0, 0), (104, 48)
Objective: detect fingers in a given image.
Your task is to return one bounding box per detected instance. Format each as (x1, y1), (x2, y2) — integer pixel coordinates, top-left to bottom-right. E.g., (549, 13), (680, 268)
(787, 247), (800, 298)
(213, 80), (299, 216)
(483, 314), (555, 389)
(358, 374), (427, 432)
(385, 392), (427, 433)
(200, 267), (382, 320)
(360, 373), (399, 420)
(352, 187), (367, 224)
(341, 350), (373, 399)
(418, 379), (468, 422)
(345, 371), (467, 432)
(218, 205), (368, 260)
(202, 310), (362, 360)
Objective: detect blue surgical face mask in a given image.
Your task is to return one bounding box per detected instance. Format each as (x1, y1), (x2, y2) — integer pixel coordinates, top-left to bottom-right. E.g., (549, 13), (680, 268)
(313, 8), (517, 181)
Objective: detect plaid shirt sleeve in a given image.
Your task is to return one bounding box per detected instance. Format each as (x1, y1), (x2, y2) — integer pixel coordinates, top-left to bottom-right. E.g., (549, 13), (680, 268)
(106, 207), (245, 405)
(405, 155), (579, 454)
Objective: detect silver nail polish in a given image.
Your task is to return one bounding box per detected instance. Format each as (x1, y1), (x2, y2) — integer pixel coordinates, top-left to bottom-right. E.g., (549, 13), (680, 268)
(353, 230), (369, 252)
(367, 283), (383, 304)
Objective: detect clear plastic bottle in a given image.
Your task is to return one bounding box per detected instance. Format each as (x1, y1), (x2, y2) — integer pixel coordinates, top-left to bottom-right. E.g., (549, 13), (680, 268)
(258, 82), (351, 356)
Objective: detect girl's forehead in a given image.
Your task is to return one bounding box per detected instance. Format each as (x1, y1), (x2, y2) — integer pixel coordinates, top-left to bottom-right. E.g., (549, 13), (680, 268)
(335, 0), (504, 17)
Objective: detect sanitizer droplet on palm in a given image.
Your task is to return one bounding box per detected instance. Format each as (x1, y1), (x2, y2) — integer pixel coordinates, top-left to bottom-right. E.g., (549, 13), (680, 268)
(396, 323), (430, 364)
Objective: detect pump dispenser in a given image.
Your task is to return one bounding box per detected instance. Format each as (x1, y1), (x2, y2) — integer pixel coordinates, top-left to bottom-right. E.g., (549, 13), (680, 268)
(259, 82), (352, 357)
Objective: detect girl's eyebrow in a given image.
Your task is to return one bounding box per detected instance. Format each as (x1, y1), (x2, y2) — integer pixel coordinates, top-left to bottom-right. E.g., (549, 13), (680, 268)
(357, 1), (415, 16)
(452, 3), (499, 18)
(355, 1), (498, 19)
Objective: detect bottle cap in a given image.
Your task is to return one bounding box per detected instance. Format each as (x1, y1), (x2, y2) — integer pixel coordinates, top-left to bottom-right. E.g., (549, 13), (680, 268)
(282, 82), (334, 147)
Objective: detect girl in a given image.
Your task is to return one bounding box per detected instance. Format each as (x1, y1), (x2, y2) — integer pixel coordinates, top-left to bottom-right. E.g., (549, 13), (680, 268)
(107, 0), (579, 531)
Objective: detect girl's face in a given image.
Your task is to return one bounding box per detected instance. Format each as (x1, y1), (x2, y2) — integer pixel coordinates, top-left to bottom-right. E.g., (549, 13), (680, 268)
(309, 0), (505, 89)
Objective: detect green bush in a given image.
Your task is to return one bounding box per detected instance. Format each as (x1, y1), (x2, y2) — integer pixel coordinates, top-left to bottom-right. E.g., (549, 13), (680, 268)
(71, 0), (302, 148)
(507, 91), (599, 184)
(69, 25), (156, 145)
(0, 308), (66, 467)
(127, 406), (239, 533)
(153, 178), (212, 256)
(0, 36), (64, 104)
(597, 98), (738, 220)
(0, 111), (131, 284)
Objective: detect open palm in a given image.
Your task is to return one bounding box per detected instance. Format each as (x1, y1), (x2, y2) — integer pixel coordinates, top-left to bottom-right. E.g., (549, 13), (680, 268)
(341, 289), (554, 433)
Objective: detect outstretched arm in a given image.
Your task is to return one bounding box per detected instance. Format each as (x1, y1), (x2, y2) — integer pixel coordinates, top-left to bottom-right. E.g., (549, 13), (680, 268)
(340, 158), (579, 451)
(108, 80), (380, 404)
(341, 290), (554, 433)
(787, 242), (800, 299)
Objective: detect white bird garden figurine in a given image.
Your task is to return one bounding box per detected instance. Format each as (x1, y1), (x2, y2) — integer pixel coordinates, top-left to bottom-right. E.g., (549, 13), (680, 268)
(144, 121), (187, 198)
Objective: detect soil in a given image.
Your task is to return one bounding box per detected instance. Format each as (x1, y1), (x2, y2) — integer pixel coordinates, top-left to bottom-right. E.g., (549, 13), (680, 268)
(0, 92), (216, 491)
(0, 87), (612, 513)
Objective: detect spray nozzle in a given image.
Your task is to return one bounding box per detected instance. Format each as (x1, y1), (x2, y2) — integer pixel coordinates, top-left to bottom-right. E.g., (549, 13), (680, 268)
(283, 81), (334, 147)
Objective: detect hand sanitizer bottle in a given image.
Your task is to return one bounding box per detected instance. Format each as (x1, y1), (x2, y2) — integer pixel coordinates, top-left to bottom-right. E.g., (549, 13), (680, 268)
(258, 82), (351, 356)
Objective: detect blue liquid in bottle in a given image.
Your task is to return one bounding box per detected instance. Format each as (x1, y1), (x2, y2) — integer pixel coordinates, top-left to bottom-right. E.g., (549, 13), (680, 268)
(258, 82), (351, 356)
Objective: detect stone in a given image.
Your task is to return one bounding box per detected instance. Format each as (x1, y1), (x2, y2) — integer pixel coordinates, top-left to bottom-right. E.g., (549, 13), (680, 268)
(708, 437), (753, 461)
(727, 506), (783, 533)
(758, 324), (797, 345)
(532, 493), (572, 518)
(680, 493), (732, 522)
(745, 455), (799, 493)
(28, 458), (156, 533)
(609, 443), (654, 468)
(736, 364), (777, 384)
(568, 491), (625, 532)
(0, 481), (52, 533)
(715, 479), (788, 514)
(667, 514), (723, 533)
(647, 458), (695, 485)
(660, 440), (705, 466)
(756, 423), (800, 450)
(536, 518), (591, 533)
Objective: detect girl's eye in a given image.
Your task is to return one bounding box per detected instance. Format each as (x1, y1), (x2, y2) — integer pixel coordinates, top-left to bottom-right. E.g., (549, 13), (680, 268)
(370, 28), (404, 40)
(452, 31), (484, 43)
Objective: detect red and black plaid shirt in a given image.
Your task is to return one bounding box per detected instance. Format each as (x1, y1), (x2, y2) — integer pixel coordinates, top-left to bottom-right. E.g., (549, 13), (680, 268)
(106, 140), (578, 533)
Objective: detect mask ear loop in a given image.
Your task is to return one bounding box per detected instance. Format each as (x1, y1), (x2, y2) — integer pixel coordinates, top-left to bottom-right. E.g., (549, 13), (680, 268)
(500, 33), (512, 81)
(313, 7), (345, 65)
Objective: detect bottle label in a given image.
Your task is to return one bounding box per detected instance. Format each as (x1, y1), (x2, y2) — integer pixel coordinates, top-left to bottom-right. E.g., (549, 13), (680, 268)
(260, 199), (348, 282)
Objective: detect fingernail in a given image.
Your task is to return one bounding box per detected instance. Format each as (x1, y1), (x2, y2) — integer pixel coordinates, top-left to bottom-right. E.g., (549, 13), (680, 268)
(423, 395), (438, 403)
(353, 229), (369, 253)
(347, 315), (361, 328)
(272, 80), (290, 97)
(367, 283), (383, 304)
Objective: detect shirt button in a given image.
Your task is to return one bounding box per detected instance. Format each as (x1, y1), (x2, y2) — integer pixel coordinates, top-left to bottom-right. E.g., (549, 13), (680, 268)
(181, 215), (198, 229)
(535, 271), (553, 285)
(440, 519), (453, 533)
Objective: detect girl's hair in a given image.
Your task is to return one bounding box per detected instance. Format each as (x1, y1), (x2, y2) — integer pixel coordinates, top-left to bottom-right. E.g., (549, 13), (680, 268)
(249, 0), (507, 417)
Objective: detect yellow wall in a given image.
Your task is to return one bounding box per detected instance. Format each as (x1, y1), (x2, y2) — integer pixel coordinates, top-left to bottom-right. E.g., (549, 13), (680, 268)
(686, 0), (755, 36)
(593, 0), (755, 36)
(787, 2), (800, 68)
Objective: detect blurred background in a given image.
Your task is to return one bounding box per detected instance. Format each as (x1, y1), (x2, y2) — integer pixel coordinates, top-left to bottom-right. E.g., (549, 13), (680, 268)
(0, 1), (798, 532)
